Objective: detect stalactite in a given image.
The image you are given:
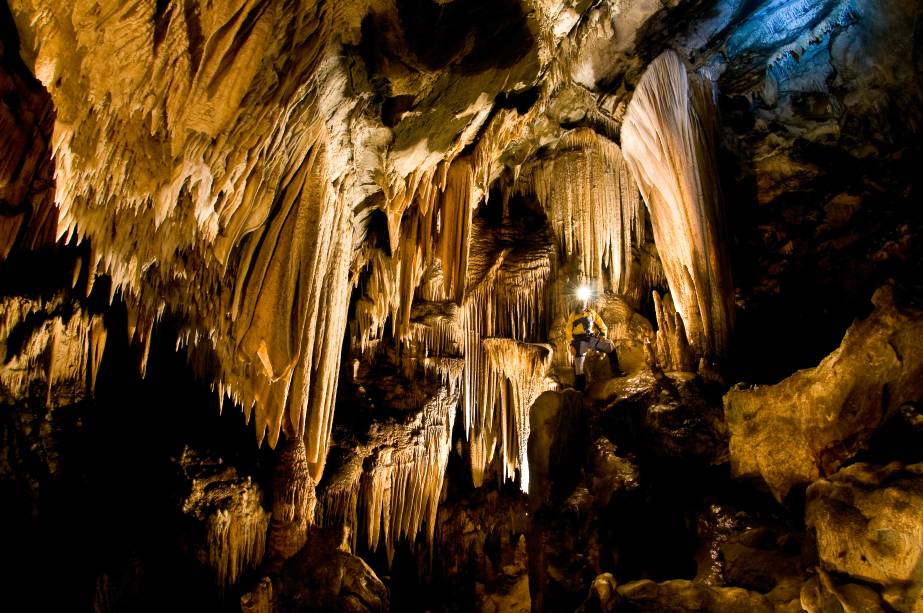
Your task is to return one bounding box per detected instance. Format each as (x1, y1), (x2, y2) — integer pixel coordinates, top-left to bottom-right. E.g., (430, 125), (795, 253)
(459, 220), (554, 487)
(207, 490), (270, 589)
(369, 386), (457, 563)
(8, 1), (363, 481)
(319, 375), (460, 564)
(180, 448), (270, 587)
(0, 294), (104, 407)
(481, 339), (554, 492)
(521, 128), (646, 297)
(352, 247), (400, 356)
(621, 50), (734, 363)
(438, 158), (475, 306)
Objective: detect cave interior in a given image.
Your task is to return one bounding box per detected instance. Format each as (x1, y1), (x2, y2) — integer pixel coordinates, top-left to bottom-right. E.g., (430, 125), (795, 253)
(1, 0), (923, 611)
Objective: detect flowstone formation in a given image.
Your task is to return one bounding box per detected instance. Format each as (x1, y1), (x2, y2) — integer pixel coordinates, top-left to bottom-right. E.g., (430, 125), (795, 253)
(1, 0), (923, 611)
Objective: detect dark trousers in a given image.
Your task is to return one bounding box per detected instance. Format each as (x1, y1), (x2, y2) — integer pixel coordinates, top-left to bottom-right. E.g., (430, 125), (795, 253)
(572, 336), (616, 375)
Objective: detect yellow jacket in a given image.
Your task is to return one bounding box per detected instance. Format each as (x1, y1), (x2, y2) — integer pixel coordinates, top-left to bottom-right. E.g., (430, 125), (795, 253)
(565, 307), (607, 342)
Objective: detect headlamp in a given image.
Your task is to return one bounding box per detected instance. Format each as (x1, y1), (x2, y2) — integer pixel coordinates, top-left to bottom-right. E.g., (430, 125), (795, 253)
(576, 285), (591, 302)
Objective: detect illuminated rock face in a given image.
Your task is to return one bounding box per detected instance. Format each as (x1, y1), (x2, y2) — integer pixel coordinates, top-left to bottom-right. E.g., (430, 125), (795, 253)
(0, 294), (105, 406)
(724, 286), (923, 502)
(807, 462), (923, 613)
(179, 447), (270, 587)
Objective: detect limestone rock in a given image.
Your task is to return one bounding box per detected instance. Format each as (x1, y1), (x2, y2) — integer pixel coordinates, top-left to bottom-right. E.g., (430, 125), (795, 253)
(615, 578), (778, 612)
(274, 526), (389, 612)
(800, 571), (887, 613)
(805, 461), (923, 612)
(600, 370), (728, 465)
(240, 576), (274, 613)
(587, 437), (640, 509)
(0, 13), (56, 259)
(268, 437), (315, 561)
(720, 533), (805, 605)
(527, 389), (601, 613)
(725, 286), (923, 501)
(179, 447), (270, 586)
(434, 488), (528, 609)
(693, 503), (806, 603)
(576, 573), (622, 613)
(0, 294), (105, 407)
(527, 389), (586, 512)
(622, 50), (735, 364)
(317, 360), (459, 563)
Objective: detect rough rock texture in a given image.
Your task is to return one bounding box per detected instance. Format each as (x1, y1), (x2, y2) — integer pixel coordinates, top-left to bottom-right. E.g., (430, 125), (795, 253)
(0, 294), (105, 406)
(179, 447), (270, 586)
(725, 286), (923, 501)
(597, 370), (728, 465)
(272, 526), (389, 612)
(800, 571), (888, 613)
(693, 502), (808, 608)
(806, 461), (923, 612)
(613, 578), (788, 612)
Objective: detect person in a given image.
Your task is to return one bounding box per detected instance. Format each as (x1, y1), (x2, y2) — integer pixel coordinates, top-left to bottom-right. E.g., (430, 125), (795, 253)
(565, 287), (622, 391)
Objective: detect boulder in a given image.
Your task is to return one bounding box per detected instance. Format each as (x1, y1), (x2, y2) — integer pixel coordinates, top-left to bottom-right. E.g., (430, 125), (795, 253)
(805, 461), (923, 612)
(724, 286), (923, 501)
(800, 571), (887, 613)
(616, 578), (779, 612)
(598, 369), (727, 465)
(275, 526), (389, 612)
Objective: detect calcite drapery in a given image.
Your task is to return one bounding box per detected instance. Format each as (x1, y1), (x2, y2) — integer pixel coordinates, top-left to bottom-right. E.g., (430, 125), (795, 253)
(319, 371), (460, 564)
(621, 50), (734, 364)
(8, 1), (362, 475)
(519, 128), (646, 298)
(180, 447), (270, 587)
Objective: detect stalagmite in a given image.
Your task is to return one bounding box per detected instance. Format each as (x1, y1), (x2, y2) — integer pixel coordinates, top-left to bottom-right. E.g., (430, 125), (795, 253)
(269, 437), (316, 560)
(652, 291), (695, 372)
(621, 50), (734, 363)
(522, 128), (646, 297)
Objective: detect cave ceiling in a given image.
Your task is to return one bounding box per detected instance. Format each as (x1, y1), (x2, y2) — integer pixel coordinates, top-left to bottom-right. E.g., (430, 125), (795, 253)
(1, 0), (921, 505)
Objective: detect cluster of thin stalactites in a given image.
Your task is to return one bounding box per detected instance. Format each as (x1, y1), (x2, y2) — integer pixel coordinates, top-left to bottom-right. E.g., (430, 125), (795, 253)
(7, 0), (731, 563)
